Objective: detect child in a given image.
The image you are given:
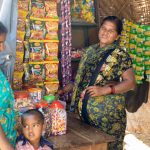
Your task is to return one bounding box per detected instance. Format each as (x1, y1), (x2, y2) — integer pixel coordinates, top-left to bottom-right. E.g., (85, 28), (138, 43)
(16, 109), (53, 150)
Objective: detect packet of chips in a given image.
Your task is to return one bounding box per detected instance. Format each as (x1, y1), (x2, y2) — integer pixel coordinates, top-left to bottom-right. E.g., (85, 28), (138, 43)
(30, 0), (45, 18)
(18, 0), (29, 11)
(16, 40), (24, 52)
(17, 31), (25, 41)
(29, 62), (45, 83)
(45, 42), (58, 61)
(29, 42), (45, 61)
(18, 10), (29, 19)
(13, 71), (24, 90)
(44, 82), (59, 95)
(45, 61), (58, 81)
(45, 0), (58, 18)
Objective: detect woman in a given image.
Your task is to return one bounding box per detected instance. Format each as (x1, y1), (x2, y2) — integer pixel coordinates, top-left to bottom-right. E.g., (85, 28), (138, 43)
(0, 21), (16, 149)
(58, 16), (136, 150)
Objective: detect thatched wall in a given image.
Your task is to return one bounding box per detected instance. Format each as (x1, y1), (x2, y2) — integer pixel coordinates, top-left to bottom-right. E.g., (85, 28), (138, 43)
(96, 0), (150, 25)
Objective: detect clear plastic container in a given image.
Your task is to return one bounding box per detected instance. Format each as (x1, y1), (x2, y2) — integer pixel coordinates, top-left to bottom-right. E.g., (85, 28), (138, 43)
(28, 88), (42, 103)
(14, 91), (33, 111)
(35, 101), (51, 138)
(49, 100), (67, 135)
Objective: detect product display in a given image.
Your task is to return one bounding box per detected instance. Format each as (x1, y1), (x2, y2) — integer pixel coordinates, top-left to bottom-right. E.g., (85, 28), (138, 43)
(120, 19), (150, 83)
(14, 0), (59, 91)
(71, 0), (95, 23)
(14, 0), (60, 138)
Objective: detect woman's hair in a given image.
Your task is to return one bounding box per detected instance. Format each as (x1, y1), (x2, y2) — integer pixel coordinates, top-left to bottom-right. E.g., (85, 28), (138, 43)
(21, 109), (45, 124)
(101, 16), (123, 35)
(0, 22), (8, 34)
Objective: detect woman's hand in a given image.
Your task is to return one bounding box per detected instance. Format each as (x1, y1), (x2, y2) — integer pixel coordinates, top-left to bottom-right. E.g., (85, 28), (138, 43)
(56, 83), (74, 96)
(0, 124), (14, 150)
(86, 86), (111, 97)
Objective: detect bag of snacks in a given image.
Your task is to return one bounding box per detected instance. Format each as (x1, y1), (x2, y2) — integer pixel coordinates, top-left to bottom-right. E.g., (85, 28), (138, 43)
(30, 42), (45, 61)
(45, 62), (58, 81)
(30, 0), (45, 18)
(29, 62), (45, 83)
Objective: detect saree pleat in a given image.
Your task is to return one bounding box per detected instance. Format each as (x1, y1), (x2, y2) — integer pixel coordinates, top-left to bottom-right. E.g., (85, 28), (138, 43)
(0, 70), (16, 146)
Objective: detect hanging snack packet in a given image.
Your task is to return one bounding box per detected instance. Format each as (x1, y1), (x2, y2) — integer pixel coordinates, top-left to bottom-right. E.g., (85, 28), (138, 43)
(16, 31), (25, 41)
(45, 62), (58, 81)
(16, 40), (24, 52)
(14, 52), (24, 72)
(30, 0), (45, 18)
(18, 10), (28, 19)
(17, 19), (26, 31)
(45, 0), (58, 18)
(18, 0), (29, 11)
(30, 20), (45, 31)
(29, 62), (45, 83)
(30, 30), (44, 40)
(13, 71), (24, 90)
(30, 20), (46, 39)
(45, 42), (58, 61)
(45, 82), (59, 95)
(45, 30), (58, 40)
(45, 21), (58, 32)
(30, 42), (45, 61)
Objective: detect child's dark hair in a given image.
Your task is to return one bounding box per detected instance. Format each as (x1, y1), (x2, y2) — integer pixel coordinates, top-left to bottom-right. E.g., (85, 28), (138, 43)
(0, 22), (8, 34)
(101, 16), (123, 35)
(21, 109), (44, 124)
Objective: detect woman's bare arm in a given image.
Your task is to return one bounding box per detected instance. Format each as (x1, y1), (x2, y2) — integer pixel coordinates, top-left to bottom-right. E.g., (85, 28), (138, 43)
(0, 124), (14, 150)
(111, 68), (136, 94)
(86, 68), (136, 97)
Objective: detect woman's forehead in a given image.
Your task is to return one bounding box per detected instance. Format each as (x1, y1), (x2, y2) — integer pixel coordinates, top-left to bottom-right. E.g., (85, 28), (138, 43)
(101, 21), (117, 30)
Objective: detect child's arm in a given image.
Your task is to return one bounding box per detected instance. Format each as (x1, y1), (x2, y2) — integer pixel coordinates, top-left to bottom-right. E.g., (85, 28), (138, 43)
(0, 124), (14, 150)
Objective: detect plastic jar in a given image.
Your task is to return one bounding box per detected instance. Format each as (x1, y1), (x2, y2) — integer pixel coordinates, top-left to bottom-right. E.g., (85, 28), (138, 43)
(35, 101), (51, 138)
(49, 100), (67, 135)
(14, 91), (31, 110)
(28, 88), (42, 103)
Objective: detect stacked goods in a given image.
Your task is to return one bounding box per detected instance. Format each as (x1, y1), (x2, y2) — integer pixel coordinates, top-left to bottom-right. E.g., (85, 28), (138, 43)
(14, 0), (59, 95)
(14, 0), (60, 137)
(14, 0), (30, 90)
(120, 19), (131, 52)
(143, 26), (150, 81)
(120, 19), (150, 83)
(71, 0), (95, 23)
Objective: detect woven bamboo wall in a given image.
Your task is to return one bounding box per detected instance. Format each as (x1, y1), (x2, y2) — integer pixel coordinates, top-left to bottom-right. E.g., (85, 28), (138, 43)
(96, 0), (150, 26)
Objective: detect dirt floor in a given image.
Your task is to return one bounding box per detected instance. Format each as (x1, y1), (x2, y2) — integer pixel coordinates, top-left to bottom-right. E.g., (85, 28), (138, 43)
(124, 88), (150, 150)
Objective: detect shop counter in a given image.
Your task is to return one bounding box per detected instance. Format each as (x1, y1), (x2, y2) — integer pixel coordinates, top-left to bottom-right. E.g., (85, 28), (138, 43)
(49, 113), (115, 150)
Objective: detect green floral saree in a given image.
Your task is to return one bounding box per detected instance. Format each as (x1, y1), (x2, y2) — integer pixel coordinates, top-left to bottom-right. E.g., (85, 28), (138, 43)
(0, 70), (16, 147)
(71, 43), (132, 150)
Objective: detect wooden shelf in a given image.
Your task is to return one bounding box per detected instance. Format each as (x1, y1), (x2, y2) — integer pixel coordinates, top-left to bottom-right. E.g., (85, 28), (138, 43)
(71, 21), (97, 27)
(71, 58), (81, 62)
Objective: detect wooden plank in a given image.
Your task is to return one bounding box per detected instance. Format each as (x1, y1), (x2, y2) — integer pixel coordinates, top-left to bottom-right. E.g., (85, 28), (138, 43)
(67, 113), (115, 144)
(49, 128), (93, 150)
(48, 113), (115, 150)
